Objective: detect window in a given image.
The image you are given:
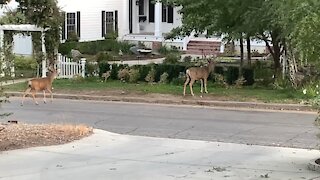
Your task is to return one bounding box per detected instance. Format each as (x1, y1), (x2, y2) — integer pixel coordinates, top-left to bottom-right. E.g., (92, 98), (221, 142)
(106, 12), (114, 34)
(102, 11), (118, 37)
(162, 5), (174, 23)
(66, 13), (76, 38)
(62, 12), (80, 40)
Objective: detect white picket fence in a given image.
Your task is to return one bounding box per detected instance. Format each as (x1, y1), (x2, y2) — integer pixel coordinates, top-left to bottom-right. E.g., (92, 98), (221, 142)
(57, 54), (86, 79)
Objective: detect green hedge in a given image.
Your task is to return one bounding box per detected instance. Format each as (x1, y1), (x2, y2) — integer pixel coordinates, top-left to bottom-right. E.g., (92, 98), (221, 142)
(59, 39), (134, 56)
(98, 63), (255, 86)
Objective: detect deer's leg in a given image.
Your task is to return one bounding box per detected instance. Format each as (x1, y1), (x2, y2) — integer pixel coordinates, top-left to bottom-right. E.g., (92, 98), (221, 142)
(183, 75), (190, 96)
(31, 90), (39, 105)
(200, 79), (204, 93)
(21, 88), (31, 106)
(204, 78), (208, 93)
(43, 90), (47, 104)
(189, 79), (195, 96)
(47, 88), (53, 102)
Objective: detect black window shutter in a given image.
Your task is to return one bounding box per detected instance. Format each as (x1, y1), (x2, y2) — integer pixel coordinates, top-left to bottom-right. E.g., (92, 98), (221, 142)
(115, 10), (118, 33)
(76, 11), (81, 38)
(61, 12), (66, 40)
(168, 6), (174, 23)
(102, 11), (105, 37)
(149, 0), (154, 23)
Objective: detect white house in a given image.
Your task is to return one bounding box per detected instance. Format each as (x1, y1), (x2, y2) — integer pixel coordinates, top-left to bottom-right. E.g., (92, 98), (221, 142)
(1, 0), (267, 56)
(58, 0), (223, 55)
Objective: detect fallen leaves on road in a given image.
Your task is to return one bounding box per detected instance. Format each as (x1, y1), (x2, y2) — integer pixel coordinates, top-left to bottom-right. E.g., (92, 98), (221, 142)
(0, 123), (93, 152)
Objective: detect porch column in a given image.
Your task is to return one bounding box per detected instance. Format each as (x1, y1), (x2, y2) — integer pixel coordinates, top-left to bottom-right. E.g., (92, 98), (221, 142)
(41, 30), (47, 77)
(123, 0), (130, 35)
(0, 30), (4, 77)
(154, 0), (162, 37)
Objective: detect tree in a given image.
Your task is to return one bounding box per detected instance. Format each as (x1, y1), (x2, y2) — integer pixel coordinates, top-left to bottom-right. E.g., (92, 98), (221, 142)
(15, 0), (62, 68)
(168, 0), (288, 77)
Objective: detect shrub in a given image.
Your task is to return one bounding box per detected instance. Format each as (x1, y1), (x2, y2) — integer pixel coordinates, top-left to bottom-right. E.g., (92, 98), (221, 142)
(58, 40), (134, 56)
(182, 56), (192, 63)
(163, 53), (181, 64)
(159, 72), (169, 84)
(128, 69), (140, 83)
(214, 73), (229, 88)
(58, 41), (77, 56)
(14, 56), (37, 70)
(98, 62), (110, 77)
(66, 31), (79, 42)
(243, 68), (255, 86)
(118, 68), (130, 81)
(97, 52), (113, 63)
(225, 67), (239, 85)
(136, 65), (152, 81)
(235, 76), (247, 88)
(86, 62), (99, 77)
(145, 68), (156, 83)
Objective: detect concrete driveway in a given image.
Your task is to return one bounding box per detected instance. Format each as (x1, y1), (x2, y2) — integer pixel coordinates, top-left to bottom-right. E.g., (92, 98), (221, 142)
(0, 130), (320, 180)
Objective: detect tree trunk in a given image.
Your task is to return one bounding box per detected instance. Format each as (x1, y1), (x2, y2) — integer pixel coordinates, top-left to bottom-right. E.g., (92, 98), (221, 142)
(246, 36), (251, 67)
(239, 36), (244, 78)
(262, 31), (282, 78)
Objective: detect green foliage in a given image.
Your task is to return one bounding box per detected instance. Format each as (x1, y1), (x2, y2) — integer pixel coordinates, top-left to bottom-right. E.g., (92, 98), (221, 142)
(128, 69), (140, 83)
(118, 68), (130, 81)
(159, 72), (169, 84)
(163, 53), (181, 64)
(182, 56), (192, 63)
(66, 31), (79, 42)
(59, 40), (134, 56)
(85, 63), (99, 77)
(12, 0), (62, 66)
(14, 56), (38, 70)
(96, 52), (113, 63)
(145, 67), (156, 83)
(225, 67), (239, 85)
(58, 41), (77, 57)
(0, 11), (27, 24)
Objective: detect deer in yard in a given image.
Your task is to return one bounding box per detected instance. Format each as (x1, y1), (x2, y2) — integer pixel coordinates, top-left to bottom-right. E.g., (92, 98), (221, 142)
(183, 59), (216, 96)
(21, 68), (58, 105)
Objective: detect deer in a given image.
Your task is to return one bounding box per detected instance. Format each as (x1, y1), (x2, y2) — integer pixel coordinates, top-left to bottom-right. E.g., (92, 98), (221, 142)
(21, 68), (58, 106)
(183, 59), (216, 96)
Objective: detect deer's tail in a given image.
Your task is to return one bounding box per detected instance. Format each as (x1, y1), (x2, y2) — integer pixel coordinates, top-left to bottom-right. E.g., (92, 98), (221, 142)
(27, 80), (32, 88)
(185, 69), (191, 83)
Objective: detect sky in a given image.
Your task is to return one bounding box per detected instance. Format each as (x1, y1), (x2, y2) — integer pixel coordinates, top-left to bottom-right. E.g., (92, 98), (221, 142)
(0, 0), (18, 16)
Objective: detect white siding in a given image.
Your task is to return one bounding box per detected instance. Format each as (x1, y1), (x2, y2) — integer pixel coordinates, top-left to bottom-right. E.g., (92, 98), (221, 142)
(13, 34), (32, 55)
(59, 0), (127, 41)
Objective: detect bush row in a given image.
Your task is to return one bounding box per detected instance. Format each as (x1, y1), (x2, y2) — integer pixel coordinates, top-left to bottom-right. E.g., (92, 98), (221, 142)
(97, 62), (255, 86)
(59, 39), (134, 56)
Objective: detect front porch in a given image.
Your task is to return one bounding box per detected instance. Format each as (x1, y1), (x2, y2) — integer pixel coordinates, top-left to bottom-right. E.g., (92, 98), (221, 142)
(123, 0), (179, 43)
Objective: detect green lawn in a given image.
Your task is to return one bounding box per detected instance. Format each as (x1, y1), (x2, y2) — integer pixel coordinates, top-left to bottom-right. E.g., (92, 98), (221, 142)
(5, 78), (308, 104)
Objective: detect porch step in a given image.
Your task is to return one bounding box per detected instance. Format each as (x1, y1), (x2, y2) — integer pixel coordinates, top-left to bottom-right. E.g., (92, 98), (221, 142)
(187, 40), (221, 55)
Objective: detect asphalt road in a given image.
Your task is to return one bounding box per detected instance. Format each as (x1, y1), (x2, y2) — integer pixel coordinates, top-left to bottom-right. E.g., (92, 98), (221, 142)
(1, 97), (319, 149)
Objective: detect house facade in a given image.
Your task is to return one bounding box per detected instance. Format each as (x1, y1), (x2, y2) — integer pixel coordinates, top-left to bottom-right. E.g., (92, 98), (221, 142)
(59, 0), (223, 55)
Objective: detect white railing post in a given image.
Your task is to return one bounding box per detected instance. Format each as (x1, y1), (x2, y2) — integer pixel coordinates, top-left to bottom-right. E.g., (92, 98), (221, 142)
(81, 58), (86, 78)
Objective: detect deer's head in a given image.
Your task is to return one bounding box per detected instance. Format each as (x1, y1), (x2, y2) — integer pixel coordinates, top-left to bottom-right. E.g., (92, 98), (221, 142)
(48, 67), (58, 79)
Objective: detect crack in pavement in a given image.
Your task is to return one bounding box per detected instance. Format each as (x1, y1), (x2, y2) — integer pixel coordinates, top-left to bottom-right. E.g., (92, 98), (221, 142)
(125, 127), (139, 134)
(168, 126), (195, 138)
(227, 126), (262, 138)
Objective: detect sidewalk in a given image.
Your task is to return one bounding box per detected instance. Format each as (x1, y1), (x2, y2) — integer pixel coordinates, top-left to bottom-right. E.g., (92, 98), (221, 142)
(0, 129), (319, 180)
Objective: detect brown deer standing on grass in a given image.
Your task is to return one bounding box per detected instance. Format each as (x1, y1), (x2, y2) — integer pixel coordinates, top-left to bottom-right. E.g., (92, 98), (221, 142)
(21, 68), (58, 106)
(183, 59), (216, 96)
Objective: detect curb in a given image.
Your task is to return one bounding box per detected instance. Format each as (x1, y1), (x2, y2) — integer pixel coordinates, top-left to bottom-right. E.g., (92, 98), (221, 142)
(6, 91), (315, 112)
